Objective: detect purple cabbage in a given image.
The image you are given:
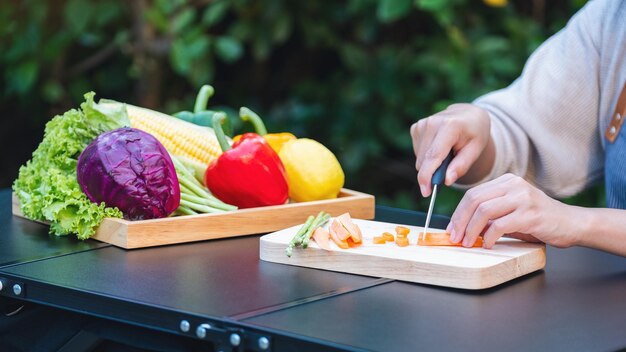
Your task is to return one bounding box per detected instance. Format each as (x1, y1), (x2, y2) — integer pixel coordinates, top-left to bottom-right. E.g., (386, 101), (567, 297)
(77, 127), (180, 220)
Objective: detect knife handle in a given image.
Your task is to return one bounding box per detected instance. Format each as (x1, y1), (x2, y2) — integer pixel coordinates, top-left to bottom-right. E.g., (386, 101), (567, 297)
(432, 151), (453, 186)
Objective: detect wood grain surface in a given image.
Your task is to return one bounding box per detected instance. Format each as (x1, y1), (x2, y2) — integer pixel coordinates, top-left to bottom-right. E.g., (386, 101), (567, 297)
(260, 218), (546, 290)
(12, 189), (375, 249)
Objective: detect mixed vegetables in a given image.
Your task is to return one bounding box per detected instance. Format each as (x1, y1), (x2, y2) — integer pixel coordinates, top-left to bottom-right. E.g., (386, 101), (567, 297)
(286, 215), (482, 257)
(13, 85), (346, 239)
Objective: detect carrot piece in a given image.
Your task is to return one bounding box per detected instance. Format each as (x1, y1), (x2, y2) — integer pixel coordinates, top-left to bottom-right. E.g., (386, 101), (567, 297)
(347, 237), (362, 248)
(373, 236), (386, 244)
(312, 227), (332, 251)
(417, 232), (483, 248)
(329, 220), (350, 249)
(336, 212), (363, 243)
(395, 236), (409, 247)
(330, 219), (351, 241)
(330, 235), (349, 249)
(382, 232), (394, 242)
(395, 226), (410, 237)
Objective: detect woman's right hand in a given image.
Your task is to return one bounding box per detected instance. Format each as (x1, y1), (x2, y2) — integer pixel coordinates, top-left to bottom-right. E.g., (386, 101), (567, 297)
(410, 103), (494, 197)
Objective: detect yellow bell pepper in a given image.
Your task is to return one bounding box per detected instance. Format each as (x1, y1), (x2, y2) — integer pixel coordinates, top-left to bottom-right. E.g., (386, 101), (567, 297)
(233, 107), (296, 153)
(483, 0), (507, 7)
(278, 138), (345, 202)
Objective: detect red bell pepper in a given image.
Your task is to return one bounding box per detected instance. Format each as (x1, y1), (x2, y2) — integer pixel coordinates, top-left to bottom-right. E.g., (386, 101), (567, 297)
(204, 112), (289, 208)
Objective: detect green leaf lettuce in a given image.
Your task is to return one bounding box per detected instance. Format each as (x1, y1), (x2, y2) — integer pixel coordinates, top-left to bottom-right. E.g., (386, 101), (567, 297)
(13, 92), (129, 239)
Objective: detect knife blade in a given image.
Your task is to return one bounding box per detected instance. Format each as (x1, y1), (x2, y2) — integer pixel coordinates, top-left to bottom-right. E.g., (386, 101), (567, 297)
(421, 151), (453, 241)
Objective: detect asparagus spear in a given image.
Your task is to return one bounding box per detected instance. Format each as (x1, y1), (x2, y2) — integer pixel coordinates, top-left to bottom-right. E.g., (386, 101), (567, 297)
(285, 211), (331, 257)
(302, 212), (331, 249)
(286, 215), (315, 257)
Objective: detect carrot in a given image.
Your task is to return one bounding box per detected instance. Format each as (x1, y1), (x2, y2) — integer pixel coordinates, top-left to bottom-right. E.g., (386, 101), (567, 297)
(347, 237), (362, 248)
(395, 236), (409, 247)
(330, 218), (351, 241)
(417, 232), (483, 248)
(382, 232), (394, 242)
(329, 219), (350, 249)
(336, 213), (363, 243)
(373, 236), (386, 244)
(395, 226), (410, 237)
(312, 227), (332, 251)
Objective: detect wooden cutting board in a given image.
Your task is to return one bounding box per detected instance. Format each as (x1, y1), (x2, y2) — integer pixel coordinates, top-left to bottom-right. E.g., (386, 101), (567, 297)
(260, 218), (546, 290)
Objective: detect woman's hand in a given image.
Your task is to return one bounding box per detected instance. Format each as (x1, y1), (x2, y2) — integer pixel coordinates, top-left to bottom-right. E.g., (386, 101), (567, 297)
(410, 103), (494, 197)
(447, 173), (580, 248)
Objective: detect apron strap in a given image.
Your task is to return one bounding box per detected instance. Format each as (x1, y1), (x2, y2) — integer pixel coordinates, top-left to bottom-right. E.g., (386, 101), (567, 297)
(605, 81), (626, 143)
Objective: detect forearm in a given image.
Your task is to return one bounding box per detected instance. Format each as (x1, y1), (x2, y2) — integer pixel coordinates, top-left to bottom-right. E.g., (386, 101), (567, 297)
(570, 207), (626, 257)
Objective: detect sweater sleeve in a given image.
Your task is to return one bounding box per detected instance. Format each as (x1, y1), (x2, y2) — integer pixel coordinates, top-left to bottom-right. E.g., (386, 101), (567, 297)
(460, 0), (607, 198)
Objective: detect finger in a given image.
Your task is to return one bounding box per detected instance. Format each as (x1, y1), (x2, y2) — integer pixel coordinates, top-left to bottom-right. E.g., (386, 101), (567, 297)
(415, 119), (436, 172)
(410, 120), (423, 162)
(462, 196), (516, 248)
(481, 212), (525, 248)
(412, 119), (438, 197)
(448, 174), (516, 243)
(417, 123), (459, 197)
(444, 140), (484, 186)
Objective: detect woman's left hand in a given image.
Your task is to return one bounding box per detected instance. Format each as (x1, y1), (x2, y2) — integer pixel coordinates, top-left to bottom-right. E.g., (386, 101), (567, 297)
(447, 173), (580, 248)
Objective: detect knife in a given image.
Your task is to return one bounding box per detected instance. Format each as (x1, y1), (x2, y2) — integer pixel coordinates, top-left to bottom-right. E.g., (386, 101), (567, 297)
(421, 151), (453, 241)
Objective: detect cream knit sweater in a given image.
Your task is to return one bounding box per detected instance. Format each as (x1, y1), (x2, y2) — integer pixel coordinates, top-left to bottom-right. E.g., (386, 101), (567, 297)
(464, 0), (626, 198)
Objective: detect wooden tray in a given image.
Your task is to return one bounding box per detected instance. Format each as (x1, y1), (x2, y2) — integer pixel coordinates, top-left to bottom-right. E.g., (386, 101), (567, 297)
(12, 189), (375, 249)
(260, 218), (546, 290)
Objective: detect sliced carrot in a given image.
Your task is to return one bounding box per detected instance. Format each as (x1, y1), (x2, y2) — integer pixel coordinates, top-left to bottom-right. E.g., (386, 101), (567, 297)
(373, 236), (386, 244)
(382, 232), (394, 242)
(330, 219), (351, 241)
(336, 212), (363, 243)
(347, 237), (362, 248)
(417, 232), (483, 248)
(329, 220), (349, 249)
(330, 235), (349, 249)
(395, 236), (409, 247)
(395, 226), (410, 237)
(312, 227), (332, 251)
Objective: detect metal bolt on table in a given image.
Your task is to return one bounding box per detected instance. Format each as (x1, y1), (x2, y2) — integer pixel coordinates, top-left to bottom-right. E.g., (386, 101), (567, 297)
(196, 323), (212, 339)
(179, 320), (190, 333)
(13, 284), (22, 296)
(230, 333), (241, 347)
(258, 336), (270, 350)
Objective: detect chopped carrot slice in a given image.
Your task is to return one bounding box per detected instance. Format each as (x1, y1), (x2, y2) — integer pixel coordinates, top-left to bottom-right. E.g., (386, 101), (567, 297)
(330, 219), (351, 241)
(347, 237), (362, 248)
(382, 232), (394, 242)
(336, 213), (363, 243)
(395, 236), (409, 247)
(312, 227), (332, 251)
(395, 226), (410, 237)
(331, 236), (349, 249)
(417, 232), (483, 247)
(329, 220), (349, 249)
(373, 236), (386, 244)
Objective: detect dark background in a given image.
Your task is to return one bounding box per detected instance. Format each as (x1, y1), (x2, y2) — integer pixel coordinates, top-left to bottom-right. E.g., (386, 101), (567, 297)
(0, 0), (602, 215)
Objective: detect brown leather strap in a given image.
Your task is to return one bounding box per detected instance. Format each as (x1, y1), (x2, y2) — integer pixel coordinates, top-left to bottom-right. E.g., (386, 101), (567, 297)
(605, 82), (626, 143)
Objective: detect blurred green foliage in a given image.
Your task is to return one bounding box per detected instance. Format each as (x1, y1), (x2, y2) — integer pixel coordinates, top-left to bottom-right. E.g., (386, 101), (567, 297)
(0, 0), (600, 215)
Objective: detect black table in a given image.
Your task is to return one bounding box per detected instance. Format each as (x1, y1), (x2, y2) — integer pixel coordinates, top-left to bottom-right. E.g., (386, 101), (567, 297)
(0, 189), (108, 269)
(1, 189), (626, 351)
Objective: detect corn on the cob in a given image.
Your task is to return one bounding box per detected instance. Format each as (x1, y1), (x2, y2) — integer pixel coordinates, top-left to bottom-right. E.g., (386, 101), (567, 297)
(124, 103), (222, 167)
